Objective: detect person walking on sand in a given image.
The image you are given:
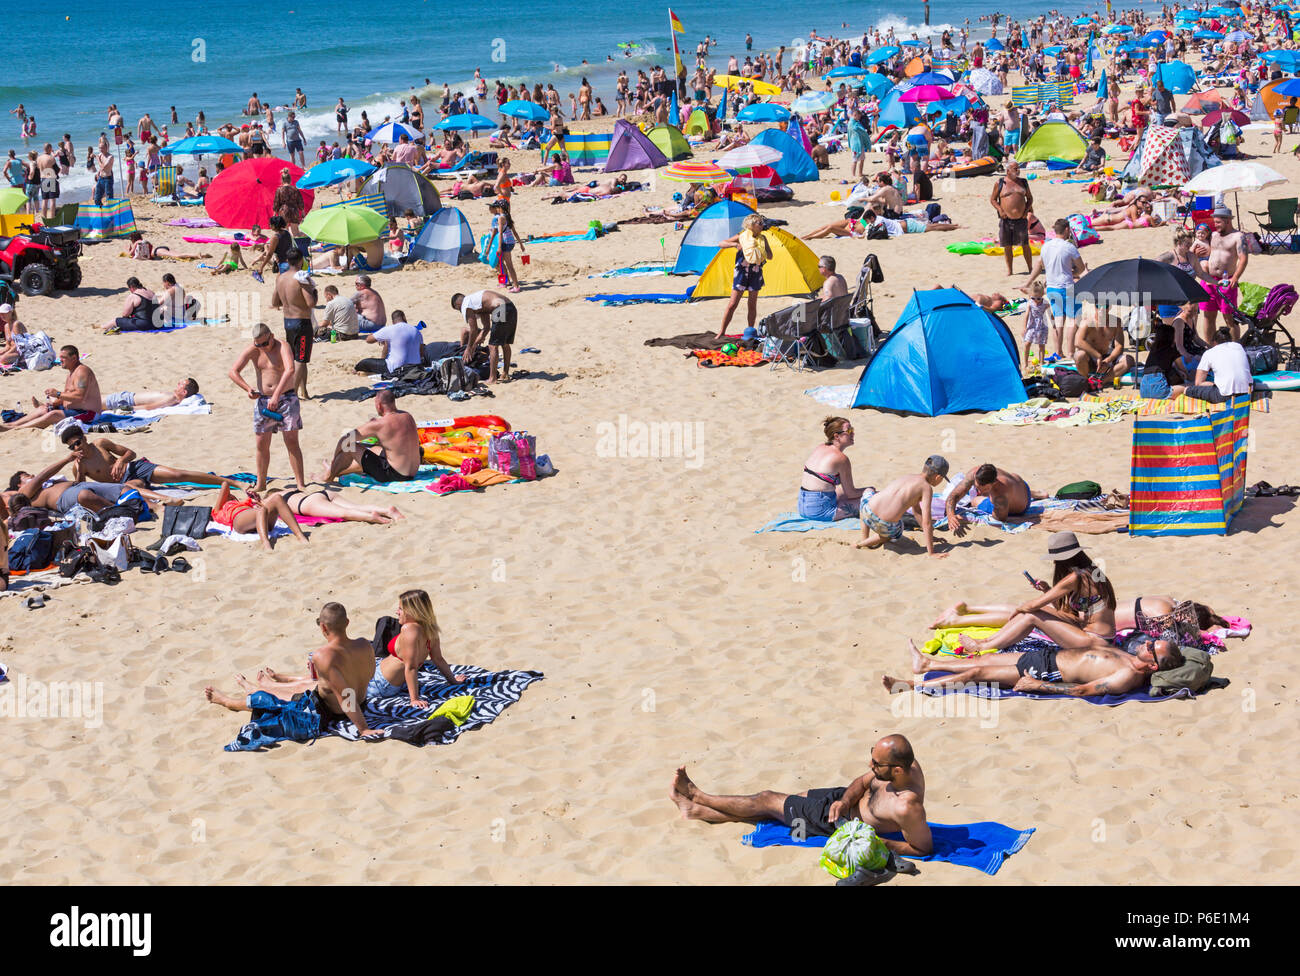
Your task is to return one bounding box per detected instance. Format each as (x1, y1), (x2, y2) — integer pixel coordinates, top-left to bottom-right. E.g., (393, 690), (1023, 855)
(717, 214), (771, 338)
(270, 249), (317, 400)
(228, 322), (307, 491)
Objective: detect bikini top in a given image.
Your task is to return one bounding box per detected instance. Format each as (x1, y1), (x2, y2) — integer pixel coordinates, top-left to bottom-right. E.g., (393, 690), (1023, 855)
(386, 631), (432, 663)
(803, 466), (841, 488)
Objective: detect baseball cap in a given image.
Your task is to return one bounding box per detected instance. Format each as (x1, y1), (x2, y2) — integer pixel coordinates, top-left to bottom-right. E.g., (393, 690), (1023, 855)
(0, 303), (11, 313)
(923, 454), (950, 478)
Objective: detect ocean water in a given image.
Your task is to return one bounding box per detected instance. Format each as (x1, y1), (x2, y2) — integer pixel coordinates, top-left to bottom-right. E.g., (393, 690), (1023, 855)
(9, 0), (1090, 199)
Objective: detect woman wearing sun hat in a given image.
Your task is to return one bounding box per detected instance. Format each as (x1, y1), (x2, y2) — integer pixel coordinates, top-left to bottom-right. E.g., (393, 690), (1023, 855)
(931, 532), (1119, 654)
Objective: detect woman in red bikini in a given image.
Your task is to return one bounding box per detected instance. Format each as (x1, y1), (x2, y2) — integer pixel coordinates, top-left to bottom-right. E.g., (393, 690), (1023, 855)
(366, 589), (466, 705)
(212, 483), (309, 551)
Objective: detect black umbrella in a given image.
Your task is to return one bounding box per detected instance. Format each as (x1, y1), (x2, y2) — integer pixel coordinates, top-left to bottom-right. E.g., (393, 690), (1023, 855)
(1072, 257), (1209, 308)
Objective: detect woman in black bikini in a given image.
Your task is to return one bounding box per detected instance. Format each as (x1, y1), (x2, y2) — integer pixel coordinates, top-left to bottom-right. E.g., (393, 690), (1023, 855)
(272, 486), (404, 525)
(798, 416), (864, 520)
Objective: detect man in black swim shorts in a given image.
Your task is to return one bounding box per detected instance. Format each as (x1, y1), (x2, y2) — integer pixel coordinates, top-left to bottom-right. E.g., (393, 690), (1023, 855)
(319, 390), (421, 484)
(670, 734), (933, 853)
(271, 249), (317, 400)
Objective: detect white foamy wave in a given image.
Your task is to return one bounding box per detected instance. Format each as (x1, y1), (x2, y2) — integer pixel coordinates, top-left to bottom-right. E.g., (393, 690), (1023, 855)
(868, 15), (963, 39)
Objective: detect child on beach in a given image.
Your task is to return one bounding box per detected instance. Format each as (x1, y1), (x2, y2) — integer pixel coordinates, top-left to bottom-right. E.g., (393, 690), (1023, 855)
(211, 242), (248, 276)
(487, 199), (525, 292)
(1021, 279), (1052, 368)
(857, 455), (950, 558)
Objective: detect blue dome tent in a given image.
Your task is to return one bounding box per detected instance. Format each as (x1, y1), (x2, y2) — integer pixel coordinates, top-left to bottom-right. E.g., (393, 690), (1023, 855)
(851, 289), (1026, 416)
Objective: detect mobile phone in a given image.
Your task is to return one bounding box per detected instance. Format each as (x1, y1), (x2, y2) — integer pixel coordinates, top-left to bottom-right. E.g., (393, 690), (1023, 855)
(1023, 571), (1038, 587)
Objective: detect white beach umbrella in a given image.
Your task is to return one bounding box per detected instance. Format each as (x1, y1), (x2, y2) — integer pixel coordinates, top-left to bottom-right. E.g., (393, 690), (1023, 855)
(716, 144), (784, 169)
(1184, 161), (1288, 223)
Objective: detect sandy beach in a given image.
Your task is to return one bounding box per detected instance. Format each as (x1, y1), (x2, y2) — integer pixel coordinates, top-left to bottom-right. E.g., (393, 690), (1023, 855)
(2, 90), (1297, 885)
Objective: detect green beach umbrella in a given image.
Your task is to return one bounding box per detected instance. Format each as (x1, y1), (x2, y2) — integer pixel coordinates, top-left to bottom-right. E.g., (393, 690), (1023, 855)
(0, 186), (29, 214)
(300, 204), (387, 246)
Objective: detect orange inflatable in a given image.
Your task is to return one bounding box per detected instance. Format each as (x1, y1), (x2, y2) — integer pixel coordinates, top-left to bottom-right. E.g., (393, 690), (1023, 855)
(416, 415), (510, 466)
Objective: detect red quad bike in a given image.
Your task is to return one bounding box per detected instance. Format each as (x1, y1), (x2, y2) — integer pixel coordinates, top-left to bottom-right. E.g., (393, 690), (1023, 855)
(0, 225), (83, 296)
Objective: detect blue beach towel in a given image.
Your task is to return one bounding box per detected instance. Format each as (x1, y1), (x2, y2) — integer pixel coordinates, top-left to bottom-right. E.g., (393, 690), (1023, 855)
(755, 512), (862, 533)
(917, 672), (1197, 705)
(584, 288), (695, 306)
(741, 820), (1035, 876)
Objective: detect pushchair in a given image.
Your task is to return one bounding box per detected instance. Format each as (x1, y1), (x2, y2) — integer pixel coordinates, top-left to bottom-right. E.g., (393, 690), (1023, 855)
(1224, 282), (1299, 370)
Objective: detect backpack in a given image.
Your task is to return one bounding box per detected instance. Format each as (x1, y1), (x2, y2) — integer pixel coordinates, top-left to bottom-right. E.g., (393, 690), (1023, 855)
(435, 356), (478, 394)
(8, 528), (54, 571)
(1244, 344), (1279, 375)
(1056, 480), (1102, 500)
(1054, 369), (1087, 398)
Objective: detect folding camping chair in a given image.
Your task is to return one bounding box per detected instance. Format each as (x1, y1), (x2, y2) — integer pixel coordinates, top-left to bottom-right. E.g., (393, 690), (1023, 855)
(848, 253), (885, 355)
(761, 297), (821, 371)
(1249, 197), (1299, 253)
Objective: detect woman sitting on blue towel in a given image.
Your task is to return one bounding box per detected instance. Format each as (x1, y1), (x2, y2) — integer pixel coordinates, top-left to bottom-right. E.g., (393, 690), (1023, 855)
(798, 416), (865, 521)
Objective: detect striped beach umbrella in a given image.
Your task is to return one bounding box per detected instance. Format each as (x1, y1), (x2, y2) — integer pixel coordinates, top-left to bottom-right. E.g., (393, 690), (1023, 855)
(662, 161), (729, 183)
(366, 121), (424, 143)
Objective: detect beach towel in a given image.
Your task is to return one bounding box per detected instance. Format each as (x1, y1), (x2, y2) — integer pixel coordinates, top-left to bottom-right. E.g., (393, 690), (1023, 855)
(916, 671), (1200, 705)
(692, 348), (767, 367)
(591, 262), (674, 278)
(802, 384), (857, 409)
(0, 568), (92, 598)
(168, 217), (219, 227)
(339, 464), (523, 494)
(527, 228), (600, 243)
(741, 820), (1035, 876)
(755, 512), (863, 533)
(978, 397), (1135, 427)
(224, 663), (543, 750)
(644, 332), (737, 351)
(585, 289), (695, 306)
(150, 195), (204, 206)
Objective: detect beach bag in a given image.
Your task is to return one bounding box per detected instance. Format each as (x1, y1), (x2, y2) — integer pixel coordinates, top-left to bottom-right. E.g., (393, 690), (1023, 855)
(1056, 480), (1102, 499)
(8, 528), (54, 571)
(819, 820), (889, 879)
(488, 433), (516, 475)
(56, 540), (98, 578)
(1066, 212), (1101, 247)
(148, 504), (211, 550)
(1244, 344), (1278, 375)
(1150, 645), (1214, 695)
(7, 505), (51, 532)
(87, 534), (130, 571)
(16, 331), (56, 371)
(435, 356), (477, 394)
(93, 496), (146, 530)
(1054, 369), (1087, 398)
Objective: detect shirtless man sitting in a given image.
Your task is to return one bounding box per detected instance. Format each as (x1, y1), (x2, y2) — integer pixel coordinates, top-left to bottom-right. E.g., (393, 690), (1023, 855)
(670, 734), (933, 855)
(817, 255), (847, 303)
(1073, 312), (1136, 381)
(204, 601), (385, 738)
(884, 635), (1184, 698)
(858, 455), (948, 557)
(0, 345), (102, 432)
(945, 462), (1046, 534)
(101, 378), (200, 413)
(318, 390), (421, 484)
(60, 425), (234, 491)
(352, 274), (387, 333)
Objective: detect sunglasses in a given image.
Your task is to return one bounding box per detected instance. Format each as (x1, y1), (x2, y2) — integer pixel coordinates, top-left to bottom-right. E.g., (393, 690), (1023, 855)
(254, 338), (271, 348)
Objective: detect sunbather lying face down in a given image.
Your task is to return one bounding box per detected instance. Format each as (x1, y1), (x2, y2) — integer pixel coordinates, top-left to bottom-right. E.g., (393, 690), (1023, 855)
(883, 636), (1183, 698)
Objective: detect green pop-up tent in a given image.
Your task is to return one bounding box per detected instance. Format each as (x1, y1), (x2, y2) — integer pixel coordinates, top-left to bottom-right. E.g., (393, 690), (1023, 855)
(1015, 120), (1089, 163)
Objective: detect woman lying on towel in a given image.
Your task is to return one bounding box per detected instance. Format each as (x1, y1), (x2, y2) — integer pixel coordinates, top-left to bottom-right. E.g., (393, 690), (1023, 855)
(798, 416), (865, 521)
(212, 483), (309, 551)
(272, 486), (404, 525)
(929, 532), (1117, 653)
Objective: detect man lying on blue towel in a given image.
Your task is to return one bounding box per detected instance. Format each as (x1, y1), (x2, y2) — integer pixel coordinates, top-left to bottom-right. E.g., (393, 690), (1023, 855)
(670, 734), (934, 855)
(883, 635), (1183, 697)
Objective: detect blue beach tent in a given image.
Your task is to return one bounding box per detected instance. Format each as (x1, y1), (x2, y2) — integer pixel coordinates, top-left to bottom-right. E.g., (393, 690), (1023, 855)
(408, 207), (475, 265)
(851, 289), (1026, 416)
(672, 199), (754, 274)
(750, 127), (819, 183)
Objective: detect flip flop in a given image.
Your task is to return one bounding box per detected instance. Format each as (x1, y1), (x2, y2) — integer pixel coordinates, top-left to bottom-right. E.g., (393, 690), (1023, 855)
(24, 594), (47, 610)
(171, 557), (191, 574)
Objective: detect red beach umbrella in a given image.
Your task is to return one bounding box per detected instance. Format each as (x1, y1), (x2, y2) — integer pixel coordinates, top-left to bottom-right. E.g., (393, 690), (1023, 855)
(205, 157), (315, 229)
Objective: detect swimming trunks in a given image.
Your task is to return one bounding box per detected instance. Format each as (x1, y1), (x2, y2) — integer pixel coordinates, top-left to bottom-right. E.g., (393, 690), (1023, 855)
(360, 449), (415, 483)
(487, 301), (518, 345)
(283, 318), (313, 364)
(781, 787), (847, 838)
(1015, 646), (1062, 682)
(862, 500), (905, 541)
(1198, 281), (1237, 316)
(101, 391), (136, 412)
(253, 391), (302, 435)
(124, 458), (158, 485)
(55, 481), (120, 514)
(998, 215), (1029, 247)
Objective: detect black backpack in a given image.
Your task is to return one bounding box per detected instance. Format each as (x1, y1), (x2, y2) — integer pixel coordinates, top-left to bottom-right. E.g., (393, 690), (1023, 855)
(1054, 370), (1087, 398)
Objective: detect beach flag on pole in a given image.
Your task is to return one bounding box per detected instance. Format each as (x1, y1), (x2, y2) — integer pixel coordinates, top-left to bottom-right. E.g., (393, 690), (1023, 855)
(669, 9), (685, 83)
(669, 9), (683, 32)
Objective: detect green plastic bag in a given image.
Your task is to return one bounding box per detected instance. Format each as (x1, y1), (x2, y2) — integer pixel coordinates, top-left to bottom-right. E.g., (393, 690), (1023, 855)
(820, 821), (889, 879)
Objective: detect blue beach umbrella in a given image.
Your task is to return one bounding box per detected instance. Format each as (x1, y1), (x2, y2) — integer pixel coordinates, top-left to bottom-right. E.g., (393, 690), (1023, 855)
(1073, 17), (1092, 26)
(296, 157), (378, 189)
(499, 100), (549, 121)
(900, 39), (925, 48)
(1104, 25), (1133, 35)
(865, 46), (900, 64)
(827, 65), (867, 77)
(1224, 30), (1251, 43)
(434, 113), (497, 132)
(1044, 46), (1065, 58)
(737, 102), (791, 122)
(159, 135), (242, 156)
(1195, 30), (1225, 40)
(910, 71), (955, 85)
(985, 38), (1005, 51)
(1271, 78), (1300, 97)
(858, 73), (894, 98)
(931, 95), (974, 116)
(1140, 31), (1168, 46)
